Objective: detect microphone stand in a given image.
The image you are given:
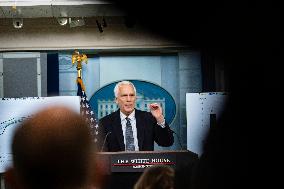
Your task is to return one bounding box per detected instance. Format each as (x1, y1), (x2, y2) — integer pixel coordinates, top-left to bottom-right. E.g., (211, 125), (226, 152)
(100, 131), (111, 152)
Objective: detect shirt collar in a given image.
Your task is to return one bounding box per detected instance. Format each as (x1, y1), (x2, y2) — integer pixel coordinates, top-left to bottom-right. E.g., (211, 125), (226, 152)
(120, 109), (135, 121)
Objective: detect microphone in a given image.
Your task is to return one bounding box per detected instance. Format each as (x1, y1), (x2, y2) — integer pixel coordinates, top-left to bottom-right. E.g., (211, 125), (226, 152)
(100, 131), (111, 152)
(171, 130), (183, 150)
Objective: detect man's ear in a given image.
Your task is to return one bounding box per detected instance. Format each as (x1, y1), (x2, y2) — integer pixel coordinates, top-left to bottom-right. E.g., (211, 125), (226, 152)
(115, 97), (118, 104)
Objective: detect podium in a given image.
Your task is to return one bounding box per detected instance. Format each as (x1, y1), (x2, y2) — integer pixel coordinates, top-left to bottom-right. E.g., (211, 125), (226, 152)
(96, 150), (198, 189)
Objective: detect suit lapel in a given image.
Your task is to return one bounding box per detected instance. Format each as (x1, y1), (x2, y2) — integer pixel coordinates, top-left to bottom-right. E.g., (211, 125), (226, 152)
(113, 111), (125, 150)
(135, 110), (145, 150)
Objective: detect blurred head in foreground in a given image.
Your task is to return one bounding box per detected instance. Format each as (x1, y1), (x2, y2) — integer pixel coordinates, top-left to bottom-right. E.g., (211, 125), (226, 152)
(134, 165), (175, 189)
(5, 106), (97, 189)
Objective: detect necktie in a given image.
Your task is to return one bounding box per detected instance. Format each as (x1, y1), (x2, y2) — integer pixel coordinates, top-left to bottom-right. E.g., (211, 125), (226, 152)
(125, 117), (135, 151)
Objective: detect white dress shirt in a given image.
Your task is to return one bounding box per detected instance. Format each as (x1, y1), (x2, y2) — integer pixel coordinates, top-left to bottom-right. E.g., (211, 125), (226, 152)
(120, 110), (139, 151)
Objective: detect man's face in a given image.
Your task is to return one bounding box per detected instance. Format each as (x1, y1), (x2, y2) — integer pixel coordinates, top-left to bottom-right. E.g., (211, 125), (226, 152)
(116, 84), (136, 116)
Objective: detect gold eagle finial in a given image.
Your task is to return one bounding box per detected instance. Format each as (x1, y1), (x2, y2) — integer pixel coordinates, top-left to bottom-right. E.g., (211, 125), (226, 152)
(72, 50), (88, 92)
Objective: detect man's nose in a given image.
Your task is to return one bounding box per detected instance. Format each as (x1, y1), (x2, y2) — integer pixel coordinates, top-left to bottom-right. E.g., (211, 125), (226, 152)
(126, 95), (131, 101)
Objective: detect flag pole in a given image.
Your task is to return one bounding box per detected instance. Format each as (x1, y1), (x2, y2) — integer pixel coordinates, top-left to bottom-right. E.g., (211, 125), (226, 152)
(72, 50), (88, 92)
(72, 50), (100, 144)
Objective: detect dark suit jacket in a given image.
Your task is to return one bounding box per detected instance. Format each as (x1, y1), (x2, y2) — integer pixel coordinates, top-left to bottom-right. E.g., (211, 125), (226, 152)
(98, 109), (174, 152)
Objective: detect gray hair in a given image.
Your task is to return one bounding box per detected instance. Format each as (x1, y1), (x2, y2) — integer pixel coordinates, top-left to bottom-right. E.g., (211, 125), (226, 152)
(114, 81), (137, 98)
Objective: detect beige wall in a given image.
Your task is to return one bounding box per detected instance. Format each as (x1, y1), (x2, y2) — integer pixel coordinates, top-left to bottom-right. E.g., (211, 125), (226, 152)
(0, 17), (184, 51)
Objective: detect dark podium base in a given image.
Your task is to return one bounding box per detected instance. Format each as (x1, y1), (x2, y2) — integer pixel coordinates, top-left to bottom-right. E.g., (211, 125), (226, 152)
(96, 150), (198, 189)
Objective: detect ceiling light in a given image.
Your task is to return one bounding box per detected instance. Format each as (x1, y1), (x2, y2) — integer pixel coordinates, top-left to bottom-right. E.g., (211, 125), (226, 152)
(57, 17), (68, 26)
(69, 18), (85, 28)
(13, 18), (23, 29)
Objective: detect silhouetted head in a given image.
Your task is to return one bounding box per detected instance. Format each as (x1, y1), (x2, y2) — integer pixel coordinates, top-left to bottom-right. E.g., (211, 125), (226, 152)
(9, 106), (96, 189)
(134, 165), (175, 189)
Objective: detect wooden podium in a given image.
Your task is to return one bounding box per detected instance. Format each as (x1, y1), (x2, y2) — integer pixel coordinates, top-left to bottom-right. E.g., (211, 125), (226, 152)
(95, 150), (198, 189)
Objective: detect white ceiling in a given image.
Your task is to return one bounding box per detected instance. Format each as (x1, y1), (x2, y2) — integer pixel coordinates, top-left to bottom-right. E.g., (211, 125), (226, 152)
(0, 0), (109, 6)
(0, 0), (125, 18)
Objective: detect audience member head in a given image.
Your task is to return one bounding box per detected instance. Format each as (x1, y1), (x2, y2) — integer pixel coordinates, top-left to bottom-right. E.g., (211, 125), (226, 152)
(134, 165), (175, 189)
(5, 106), (97, 189)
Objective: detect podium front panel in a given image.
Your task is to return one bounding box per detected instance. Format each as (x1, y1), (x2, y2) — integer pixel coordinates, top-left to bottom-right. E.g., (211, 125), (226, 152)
(111, 152), (176, 172)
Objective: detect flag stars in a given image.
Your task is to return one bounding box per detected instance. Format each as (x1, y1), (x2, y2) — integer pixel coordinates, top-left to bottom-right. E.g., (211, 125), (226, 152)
(79, 85), (99, 144)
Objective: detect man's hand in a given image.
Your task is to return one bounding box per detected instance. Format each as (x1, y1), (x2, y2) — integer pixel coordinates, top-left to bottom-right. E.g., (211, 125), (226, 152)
(149, 103), (165, 124)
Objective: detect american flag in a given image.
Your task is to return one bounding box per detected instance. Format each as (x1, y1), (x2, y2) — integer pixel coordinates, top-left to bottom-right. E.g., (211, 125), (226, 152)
(77, 84), (100, 143)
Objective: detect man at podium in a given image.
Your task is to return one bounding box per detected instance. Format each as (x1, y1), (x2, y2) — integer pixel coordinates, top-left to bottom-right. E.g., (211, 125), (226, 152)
(99, 80), (174, 152)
